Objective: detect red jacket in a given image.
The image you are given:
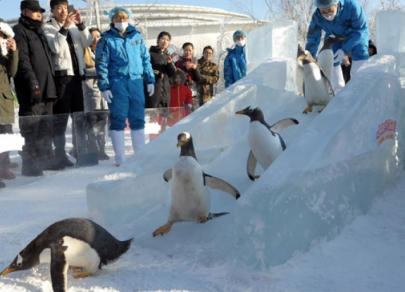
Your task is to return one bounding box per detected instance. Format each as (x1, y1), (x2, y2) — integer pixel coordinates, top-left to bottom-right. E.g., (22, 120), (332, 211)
(170, 84), (193, 107)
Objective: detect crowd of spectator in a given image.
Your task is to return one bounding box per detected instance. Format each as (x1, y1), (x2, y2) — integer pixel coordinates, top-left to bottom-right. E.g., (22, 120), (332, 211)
(0, 0), (248, 187)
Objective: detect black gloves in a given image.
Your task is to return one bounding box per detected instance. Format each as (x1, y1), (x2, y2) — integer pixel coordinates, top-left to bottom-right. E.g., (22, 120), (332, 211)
(31, 85), (42, 104)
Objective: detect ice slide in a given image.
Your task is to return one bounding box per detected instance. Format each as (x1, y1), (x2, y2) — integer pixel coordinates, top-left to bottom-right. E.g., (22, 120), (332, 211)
(87, 12), (405, 270)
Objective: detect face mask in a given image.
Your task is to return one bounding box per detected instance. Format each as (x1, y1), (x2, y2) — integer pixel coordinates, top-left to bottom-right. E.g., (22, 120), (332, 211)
(323, 13), (336, 21)
(114, 22), (128, 32)
(236, 40), (246, 47)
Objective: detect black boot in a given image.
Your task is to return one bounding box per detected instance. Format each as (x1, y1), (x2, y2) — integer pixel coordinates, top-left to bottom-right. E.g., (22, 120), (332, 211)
(36, 140), (65, 171)
(20, 146), (43, 177)
(96, 133), (110, 161)
(54, 147), (74, 167)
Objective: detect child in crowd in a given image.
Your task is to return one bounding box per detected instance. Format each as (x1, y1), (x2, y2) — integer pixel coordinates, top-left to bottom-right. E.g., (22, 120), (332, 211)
(167, 70), (193, 127)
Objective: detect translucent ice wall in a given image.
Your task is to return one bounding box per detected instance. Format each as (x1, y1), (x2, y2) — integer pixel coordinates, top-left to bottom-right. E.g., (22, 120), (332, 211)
(247, 20), (297, 73)
(376, 10), (405, 54)
(234, 11), (405, 269)
(87, 15), (405, 270)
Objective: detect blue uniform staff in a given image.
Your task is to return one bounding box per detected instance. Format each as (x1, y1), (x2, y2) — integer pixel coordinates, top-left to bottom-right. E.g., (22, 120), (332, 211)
(95, 6), (155, 166)
(305, 0), (369, 92)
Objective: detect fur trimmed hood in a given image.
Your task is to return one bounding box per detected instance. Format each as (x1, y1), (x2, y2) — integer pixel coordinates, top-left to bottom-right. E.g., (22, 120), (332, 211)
(0, 21), (14, 39)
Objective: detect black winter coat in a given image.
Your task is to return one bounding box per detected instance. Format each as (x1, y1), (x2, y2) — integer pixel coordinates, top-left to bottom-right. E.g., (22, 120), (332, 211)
(13, 16), (56, 113)
(145, 45), (176, 108)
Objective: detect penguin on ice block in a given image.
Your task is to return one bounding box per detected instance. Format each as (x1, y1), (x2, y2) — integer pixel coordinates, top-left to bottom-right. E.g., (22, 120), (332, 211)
(297, 49), (334, 114)
(236, 106), (298, 181)
(1, 218), (132, 290)
(317, 35), (345, 88)
(153, 132), (240, 237)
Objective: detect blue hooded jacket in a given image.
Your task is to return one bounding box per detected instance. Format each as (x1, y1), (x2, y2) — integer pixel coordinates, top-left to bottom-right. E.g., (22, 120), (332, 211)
(95, 23), (155, 92)
(306, 0), (369, 60)
(224, 45), (246, 88)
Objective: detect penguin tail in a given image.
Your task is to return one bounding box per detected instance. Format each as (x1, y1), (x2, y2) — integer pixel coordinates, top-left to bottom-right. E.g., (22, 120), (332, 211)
(208, 212), (229, 219)
(119, 238), (133, 256)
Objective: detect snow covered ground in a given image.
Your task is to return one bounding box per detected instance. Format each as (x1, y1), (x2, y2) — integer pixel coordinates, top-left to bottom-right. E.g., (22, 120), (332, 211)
(0, 148), (404, 291)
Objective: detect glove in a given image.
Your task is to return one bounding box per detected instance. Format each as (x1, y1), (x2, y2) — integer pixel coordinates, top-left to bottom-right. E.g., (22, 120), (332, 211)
(31, 85), (42, 104)
(102, 90), (113, 103)
(147, 83), (155, 96)
(334, 49), (348, 63)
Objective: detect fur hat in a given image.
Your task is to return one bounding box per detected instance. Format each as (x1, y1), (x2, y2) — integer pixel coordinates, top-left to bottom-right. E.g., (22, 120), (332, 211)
(106, 6), (132, 20)
(233, 29), (247, 41)
(0, 20), (14, 39)
(315, 0), (339, 9)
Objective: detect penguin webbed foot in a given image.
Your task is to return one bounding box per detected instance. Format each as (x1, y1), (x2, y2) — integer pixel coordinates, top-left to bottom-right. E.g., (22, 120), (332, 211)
(303, 105), (313, 114)
(73, 270), (91, 279)
(69, 266), (83, 273)
(153, 222), (173, 237)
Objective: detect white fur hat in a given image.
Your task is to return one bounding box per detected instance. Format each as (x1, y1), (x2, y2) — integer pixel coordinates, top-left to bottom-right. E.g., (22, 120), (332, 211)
(0, 21), (15, 39)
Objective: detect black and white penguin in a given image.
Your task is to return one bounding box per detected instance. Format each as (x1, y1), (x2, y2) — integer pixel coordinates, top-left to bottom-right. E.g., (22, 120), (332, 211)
(153, 132), (240, 237)
(296, 44), (305, 96)
(0, 218), (132, 284)
(317, 35), (344, 87)
(297, 50), (334, 114)
(236, 106), (298, 181)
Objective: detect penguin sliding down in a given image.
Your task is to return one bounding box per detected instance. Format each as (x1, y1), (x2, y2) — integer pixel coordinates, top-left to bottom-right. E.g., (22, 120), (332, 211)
(317, 35), (345, 88)
(1, 218), (132, 290)
(297, 49), (334, 114)
(236, 106), (298, 181)
(153, 132), (240, 237)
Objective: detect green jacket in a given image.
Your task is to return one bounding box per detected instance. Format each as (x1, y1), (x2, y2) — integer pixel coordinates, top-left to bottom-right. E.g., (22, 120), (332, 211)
(0, 50), (18, 124)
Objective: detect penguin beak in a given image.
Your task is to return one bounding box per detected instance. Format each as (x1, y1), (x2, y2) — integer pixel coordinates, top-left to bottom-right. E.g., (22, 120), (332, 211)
(235, 110), (247, 115)
(0, 266), (15, 277)
(177, 141), (185, 147)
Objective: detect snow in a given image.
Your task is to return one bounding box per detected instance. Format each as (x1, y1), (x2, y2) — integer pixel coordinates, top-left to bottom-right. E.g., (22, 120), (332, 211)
(1, 11), (405, 292)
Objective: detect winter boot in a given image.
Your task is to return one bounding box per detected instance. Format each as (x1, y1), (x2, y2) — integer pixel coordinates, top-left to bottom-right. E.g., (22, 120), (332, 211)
(20, 146), (43, 177)
(131, 129), (145, 153)
(0, 177), (5, 188)
(96, 133), (110, 161)
(110, 130), (125, 166)
(36, 140), (65, 171)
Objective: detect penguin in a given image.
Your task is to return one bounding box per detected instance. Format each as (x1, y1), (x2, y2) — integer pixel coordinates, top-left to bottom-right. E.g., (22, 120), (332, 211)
(296, 44), (305, 96)
(0, 218), (132, 283)
(297, 50), (334, 114)
(317, 35), (345, 87)
(153, 132), (240, 237)
(236, 106), (298, 181)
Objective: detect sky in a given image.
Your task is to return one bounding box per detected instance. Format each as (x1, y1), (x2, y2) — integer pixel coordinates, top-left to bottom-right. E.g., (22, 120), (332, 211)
(0, 0), (269, 20)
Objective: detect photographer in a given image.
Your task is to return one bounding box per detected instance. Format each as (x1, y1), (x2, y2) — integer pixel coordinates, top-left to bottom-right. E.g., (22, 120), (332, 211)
(43, 0), (92, 167)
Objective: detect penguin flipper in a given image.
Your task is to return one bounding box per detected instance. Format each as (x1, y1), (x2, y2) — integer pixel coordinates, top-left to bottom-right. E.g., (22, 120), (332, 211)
(163, 169), (172, 182)
(270, 118), (299, 133)
(50, 241), (68, 292)
(203, 173), (240, 199)
(247, 150), (257, 181)
(319, 67), (335, 96)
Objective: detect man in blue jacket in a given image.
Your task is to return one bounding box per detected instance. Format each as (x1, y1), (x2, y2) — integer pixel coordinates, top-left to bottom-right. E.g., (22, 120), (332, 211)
(96, 7), (155, 166)
(306, 0), (369, 92)
(224, 30), (247, 88)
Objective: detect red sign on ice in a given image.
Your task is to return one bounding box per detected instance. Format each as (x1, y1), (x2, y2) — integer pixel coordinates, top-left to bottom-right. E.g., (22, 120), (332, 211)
(376, 119), (397, 146)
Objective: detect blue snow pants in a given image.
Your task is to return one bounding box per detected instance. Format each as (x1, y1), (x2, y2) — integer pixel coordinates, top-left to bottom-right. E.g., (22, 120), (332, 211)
(108, 77), (145, 131)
